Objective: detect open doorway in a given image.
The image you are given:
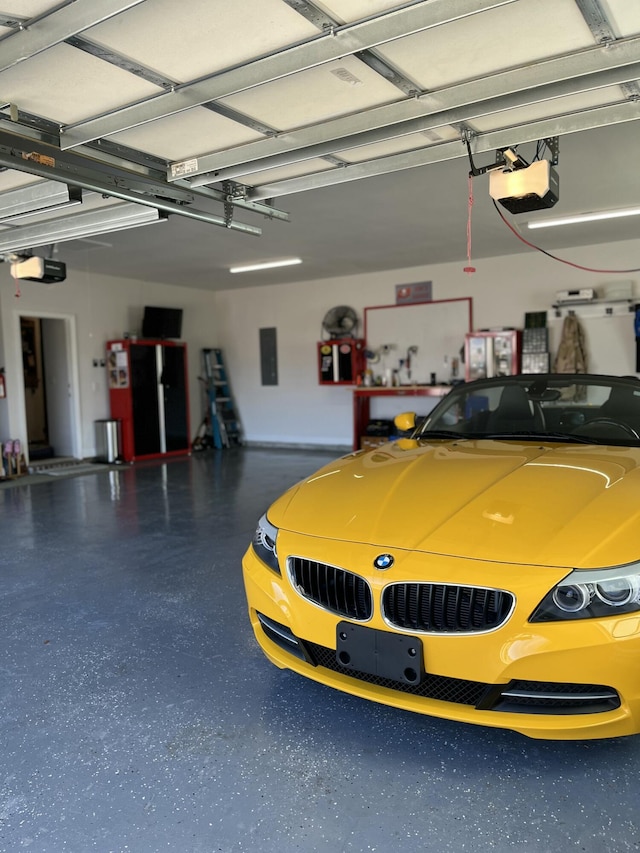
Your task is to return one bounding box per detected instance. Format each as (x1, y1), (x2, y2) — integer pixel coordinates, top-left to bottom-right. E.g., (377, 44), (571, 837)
(20, 314), (81, 461)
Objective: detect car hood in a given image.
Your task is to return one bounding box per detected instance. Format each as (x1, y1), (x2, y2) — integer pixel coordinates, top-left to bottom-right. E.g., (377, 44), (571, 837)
(270, 439), (640, 569)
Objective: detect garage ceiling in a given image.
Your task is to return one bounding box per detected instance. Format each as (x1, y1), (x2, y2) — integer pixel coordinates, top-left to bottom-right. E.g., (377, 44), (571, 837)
(0, 0), (639, 289)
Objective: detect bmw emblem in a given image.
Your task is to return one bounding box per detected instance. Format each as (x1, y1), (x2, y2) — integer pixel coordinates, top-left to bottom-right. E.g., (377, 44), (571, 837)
(374, 554), (394, 571)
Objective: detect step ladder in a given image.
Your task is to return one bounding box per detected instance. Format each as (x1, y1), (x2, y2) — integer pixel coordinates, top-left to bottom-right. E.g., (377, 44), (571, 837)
(202, 348), (243, 449)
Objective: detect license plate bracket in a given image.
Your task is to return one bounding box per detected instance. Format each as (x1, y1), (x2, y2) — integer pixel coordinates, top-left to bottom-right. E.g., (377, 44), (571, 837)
(336, 621), (423, 686)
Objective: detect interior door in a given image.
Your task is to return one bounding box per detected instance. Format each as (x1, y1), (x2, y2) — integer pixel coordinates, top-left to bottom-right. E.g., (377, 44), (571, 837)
(42, 317), (75, 457)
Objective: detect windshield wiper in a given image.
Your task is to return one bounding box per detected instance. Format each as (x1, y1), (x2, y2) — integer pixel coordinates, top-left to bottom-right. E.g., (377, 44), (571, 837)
(419, 430), (473, 440)
(480, 431), (602, 444)
(419, 429), (626, 445)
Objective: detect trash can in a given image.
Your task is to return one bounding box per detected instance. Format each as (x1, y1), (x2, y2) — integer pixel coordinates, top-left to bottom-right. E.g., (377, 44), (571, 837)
(94, 419), (121, 463)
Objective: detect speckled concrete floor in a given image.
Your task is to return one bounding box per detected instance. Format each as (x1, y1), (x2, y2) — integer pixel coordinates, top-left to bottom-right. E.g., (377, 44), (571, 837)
(1, 448), (639, 853)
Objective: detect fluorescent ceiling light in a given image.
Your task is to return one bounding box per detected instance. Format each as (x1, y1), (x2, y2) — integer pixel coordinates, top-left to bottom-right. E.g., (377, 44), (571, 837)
(0, 181), (82, 222)
(0, 203), (167, 254)
(527, 207), (640, 230)
(229, 257), (302, 273)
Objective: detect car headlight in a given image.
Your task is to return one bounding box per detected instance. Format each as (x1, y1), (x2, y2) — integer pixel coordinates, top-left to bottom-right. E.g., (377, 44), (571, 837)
(531, 565), (640, 621)
(251, 514), (280, 575)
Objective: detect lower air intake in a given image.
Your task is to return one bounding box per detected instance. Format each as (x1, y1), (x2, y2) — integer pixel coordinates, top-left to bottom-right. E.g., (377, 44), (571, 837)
(493, 680), (620, 715)
(306, 640), (488, 706)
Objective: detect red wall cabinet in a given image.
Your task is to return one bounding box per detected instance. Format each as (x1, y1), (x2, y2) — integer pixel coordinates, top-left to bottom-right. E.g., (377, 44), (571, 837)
(464, 330), (521, 381)
(107, 339), (190, 462)
(318, 338), (365, 385)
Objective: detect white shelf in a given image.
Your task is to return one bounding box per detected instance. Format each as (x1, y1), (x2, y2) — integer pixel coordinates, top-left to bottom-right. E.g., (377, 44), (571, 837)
(551, 298), (635, 318)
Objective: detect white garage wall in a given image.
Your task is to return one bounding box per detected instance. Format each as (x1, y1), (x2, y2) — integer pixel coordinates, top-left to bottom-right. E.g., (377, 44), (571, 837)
(215, 237), (640, 448)
(0, 236), (637, 457)
(0, 263), (218, 457)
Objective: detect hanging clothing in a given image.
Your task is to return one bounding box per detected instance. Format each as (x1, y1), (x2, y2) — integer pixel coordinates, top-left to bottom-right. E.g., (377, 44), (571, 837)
(554, 313), (588, 401)
(554, 313), (588, 374)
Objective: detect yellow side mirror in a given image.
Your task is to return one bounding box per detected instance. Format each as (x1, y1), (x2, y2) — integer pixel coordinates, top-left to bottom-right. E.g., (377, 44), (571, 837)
(395, 438), (419, 451)
(394, 411), (416, 432)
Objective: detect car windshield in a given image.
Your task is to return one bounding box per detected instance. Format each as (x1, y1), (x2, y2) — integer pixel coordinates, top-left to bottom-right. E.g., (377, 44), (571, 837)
(417, 374), (640, 446)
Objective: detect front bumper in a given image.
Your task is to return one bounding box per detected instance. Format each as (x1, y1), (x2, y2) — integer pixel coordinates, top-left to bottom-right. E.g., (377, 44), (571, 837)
(242, 534), (640, 740)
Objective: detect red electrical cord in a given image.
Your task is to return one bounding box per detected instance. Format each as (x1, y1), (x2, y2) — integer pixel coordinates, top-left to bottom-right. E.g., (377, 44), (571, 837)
(9, 264), (20, 298)
(464, 174), (476, 274)
(493, 201), (640, 274)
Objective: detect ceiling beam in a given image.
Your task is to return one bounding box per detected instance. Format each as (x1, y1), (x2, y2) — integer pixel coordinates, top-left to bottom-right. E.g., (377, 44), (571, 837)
(0, 127), (262, 235)
(0, 0), (147, 73)
(66, 33), (176, 91)
(246, 100), (640, 199)
(0, 116), (289, 221)
(574, 0), (616, 44)
(0, 203), (167, 254)
(181, 35), (640, 184)
(0, 181), (81, 220)
(281, 0), (423, 97)
(59, 0), (516, 150)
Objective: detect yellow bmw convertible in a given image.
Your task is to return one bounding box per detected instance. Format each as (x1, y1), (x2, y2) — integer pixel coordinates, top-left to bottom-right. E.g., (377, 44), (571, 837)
(242, 373), (640, 740)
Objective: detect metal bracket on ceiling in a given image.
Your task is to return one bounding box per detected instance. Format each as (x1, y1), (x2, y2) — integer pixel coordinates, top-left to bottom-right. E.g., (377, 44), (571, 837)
(460, 127), (475, 148)
(537, 136), (559, 166)
(464, 133), (559, 177)
(280, 0), (336, 31)
(621, 81), (640, 102)
(222, 181), (246, 228)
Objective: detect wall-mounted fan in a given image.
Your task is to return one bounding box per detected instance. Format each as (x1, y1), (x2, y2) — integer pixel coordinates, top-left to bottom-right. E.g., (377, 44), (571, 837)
(322, 305), (358, 339)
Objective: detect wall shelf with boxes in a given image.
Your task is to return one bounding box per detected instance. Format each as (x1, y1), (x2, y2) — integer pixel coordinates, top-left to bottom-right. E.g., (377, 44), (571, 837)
(551, 284), (636, 318)
(547, 284), (638, 376)
(551, 298), (635, 318)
